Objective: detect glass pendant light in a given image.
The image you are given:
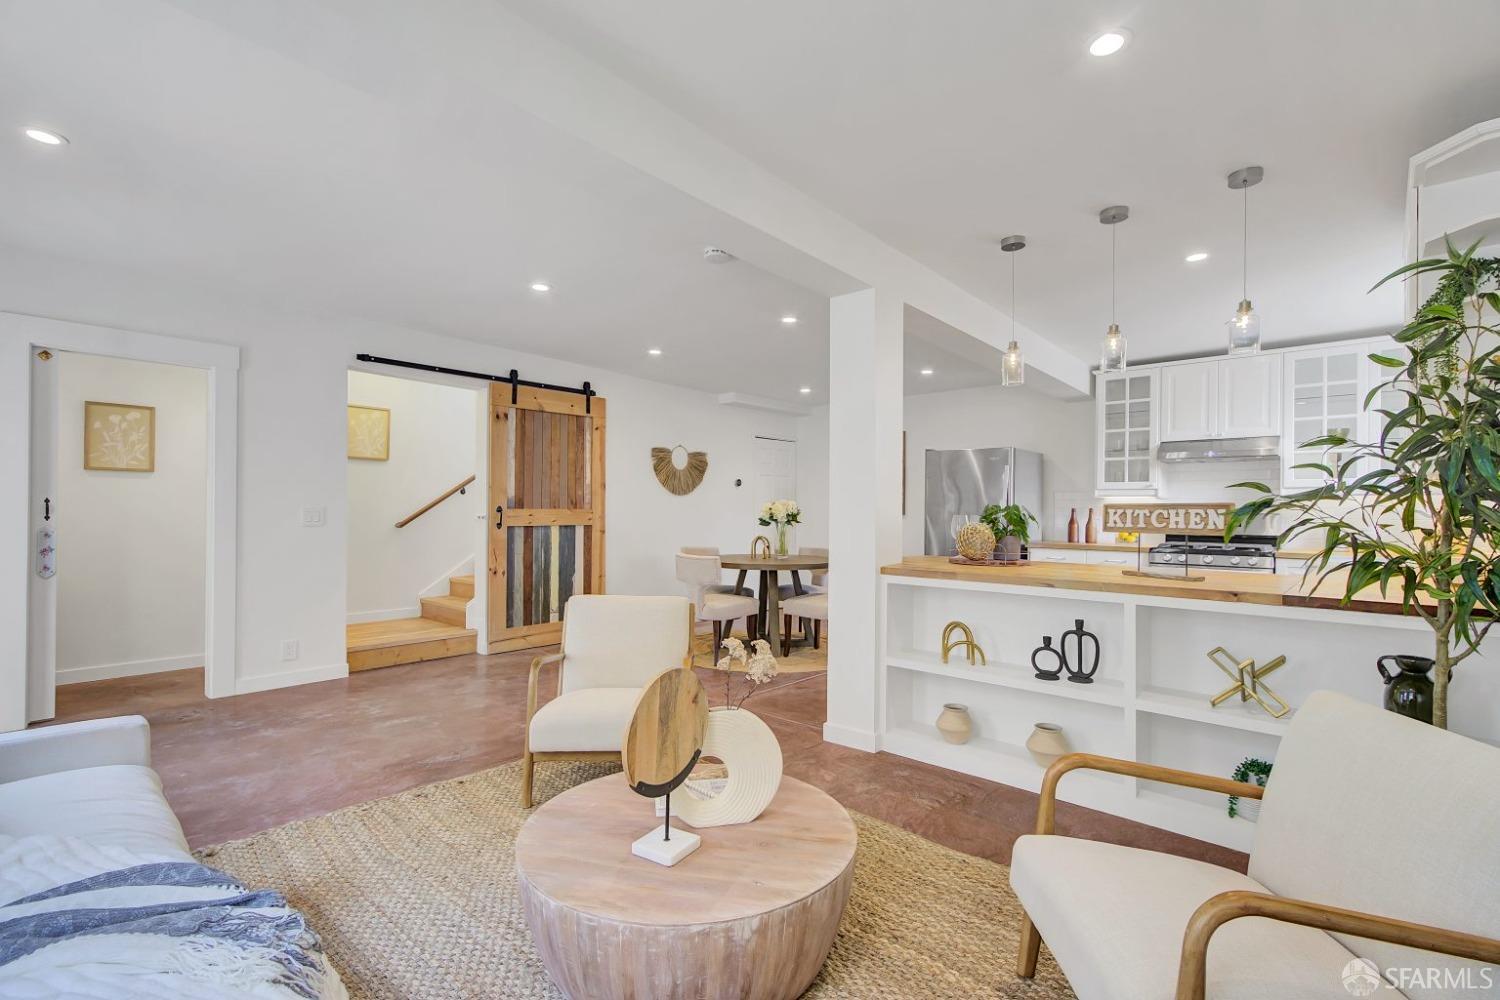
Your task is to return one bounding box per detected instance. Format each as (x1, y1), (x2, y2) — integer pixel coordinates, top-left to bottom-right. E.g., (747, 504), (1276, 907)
(1001, 234), (1026, 386)
(1226, 166), (1264, 355)
(1099, 205), (1129, 372)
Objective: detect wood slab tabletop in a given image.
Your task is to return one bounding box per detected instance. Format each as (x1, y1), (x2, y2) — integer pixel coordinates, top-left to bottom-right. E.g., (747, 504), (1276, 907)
(882, 556), (1423, 616)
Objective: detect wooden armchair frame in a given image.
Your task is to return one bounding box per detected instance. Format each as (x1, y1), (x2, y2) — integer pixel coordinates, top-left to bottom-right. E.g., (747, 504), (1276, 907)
(520, 602), (695, 808)
(1014, 752), (1500, 1000)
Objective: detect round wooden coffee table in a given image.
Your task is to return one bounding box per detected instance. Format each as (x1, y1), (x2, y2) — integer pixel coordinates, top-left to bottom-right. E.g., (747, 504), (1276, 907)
(515, 773), (857, 1000)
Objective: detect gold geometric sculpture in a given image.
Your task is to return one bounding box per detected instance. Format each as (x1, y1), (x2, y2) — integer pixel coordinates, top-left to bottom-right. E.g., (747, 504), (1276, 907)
(955, 522), (997, 562)
(750, 535), (772, 558)
(651, 445), (709, 495)
(942, 621), (987, 666)
(1207, 646), (1290, 718)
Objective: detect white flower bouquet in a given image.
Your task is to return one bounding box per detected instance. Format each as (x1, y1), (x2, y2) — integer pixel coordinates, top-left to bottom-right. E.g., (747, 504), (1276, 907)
(757, 499), (801, 556)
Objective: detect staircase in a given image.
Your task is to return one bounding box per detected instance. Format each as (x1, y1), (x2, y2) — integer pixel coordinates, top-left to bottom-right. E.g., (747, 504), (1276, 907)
(346, 574), (477, 671)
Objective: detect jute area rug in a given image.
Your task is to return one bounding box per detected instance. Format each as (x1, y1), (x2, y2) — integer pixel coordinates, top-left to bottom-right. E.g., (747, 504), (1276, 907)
(197, 760), (1073, 1000)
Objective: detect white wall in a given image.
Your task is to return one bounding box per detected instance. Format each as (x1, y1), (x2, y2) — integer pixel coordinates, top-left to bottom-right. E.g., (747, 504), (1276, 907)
(54, 352), (207, 682)
(0, 248), (803, 703)
(346, 372), (478, 621)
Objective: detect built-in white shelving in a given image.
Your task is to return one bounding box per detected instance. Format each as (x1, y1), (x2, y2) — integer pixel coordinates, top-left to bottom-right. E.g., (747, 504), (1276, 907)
(877, 573), (1497, 852)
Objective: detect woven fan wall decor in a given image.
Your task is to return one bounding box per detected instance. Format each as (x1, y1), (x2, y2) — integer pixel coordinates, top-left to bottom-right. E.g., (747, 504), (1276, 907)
(651, 445), (709, 495)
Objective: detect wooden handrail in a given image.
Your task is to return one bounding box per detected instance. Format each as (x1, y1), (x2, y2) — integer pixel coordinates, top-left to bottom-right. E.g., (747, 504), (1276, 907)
(395, 475), (475, 528)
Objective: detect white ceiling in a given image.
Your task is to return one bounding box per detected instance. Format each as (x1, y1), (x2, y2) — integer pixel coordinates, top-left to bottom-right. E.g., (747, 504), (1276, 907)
(499, 0), (1500, 364)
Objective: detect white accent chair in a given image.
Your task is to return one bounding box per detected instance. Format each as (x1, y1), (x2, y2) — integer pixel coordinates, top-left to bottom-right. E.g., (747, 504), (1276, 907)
(522, 595), (693, 808)
(1012, 691), (1500, 1000)
(677, 552), (759, 653)
(781, 565), (828, 650)
(680, 546), (739, 595)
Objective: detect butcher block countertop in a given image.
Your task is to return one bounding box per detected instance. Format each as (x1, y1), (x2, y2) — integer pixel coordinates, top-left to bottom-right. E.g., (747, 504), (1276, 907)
(882, 556), (1417, 616)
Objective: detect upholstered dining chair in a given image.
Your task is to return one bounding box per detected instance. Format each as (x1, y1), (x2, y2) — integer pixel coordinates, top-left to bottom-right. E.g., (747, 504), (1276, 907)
(781, 566), (828, 650)
(522, 594), (693, 808)
(680, 546), (739, 595)
(676, 552), (759, 654)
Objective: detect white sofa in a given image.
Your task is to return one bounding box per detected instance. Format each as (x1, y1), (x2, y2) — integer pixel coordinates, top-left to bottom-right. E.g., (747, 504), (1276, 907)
(1011, 691), (1500, 999)
(0, 715), (347, 997)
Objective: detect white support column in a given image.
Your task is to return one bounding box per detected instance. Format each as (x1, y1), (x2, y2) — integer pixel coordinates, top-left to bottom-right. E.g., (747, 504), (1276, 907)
(824, 288), (903, 751)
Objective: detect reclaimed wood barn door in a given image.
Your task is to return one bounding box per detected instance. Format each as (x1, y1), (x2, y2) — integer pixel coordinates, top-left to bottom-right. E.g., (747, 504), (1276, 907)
(487, 383), (605, 653)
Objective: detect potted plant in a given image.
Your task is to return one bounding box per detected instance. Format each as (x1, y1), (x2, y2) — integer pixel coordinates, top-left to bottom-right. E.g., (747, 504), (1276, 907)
(1227, 757), (1272, 820)
(757, 499), (801, 557)
(1224, 242), (1500, 729)
(981, 503), (1038, 562)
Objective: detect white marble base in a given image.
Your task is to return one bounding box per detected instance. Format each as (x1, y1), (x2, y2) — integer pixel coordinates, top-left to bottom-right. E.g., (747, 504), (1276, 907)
(631, 824), (700, 866)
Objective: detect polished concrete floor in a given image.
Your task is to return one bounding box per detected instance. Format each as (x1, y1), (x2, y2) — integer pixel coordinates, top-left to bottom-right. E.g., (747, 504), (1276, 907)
(49, 651), (1246, 871)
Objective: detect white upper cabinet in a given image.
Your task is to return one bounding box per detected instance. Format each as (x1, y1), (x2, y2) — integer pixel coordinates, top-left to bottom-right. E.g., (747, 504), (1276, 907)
(1096, 369), (1158, 494)
(1159, 355), (1281, 441)
(1219, 355), (1282, 438)
(1160, 362), (1218, 440)
(1281, 344), (1369, 490)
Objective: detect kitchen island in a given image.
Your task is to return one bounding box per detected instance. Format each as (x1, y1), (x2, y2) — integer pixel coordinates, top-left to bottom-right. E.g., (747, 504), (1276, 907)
(876, 557), (1499, 851)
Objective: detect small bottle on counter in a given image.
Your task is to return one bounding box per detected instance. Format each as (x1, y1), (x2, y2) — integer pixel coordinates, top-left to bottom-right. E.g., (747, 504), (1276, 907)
(1067, 507), (1079, 543)
(1085, 507), (1097, 544)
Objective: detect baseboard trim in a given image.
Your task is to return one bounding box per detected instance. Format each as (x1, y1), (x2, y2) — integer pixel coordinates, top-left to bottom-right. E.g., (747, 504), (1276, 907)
(822, 722), (880, 753)
(347, 606), (421, 625)
(58, 654), (203, 686)
(235, 662), (349, 695)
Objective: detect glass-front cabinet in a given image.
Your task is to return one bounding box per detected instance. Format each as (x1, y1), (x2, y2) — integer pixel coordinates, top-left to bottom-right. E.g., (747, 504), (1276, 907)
(1281, 345), (1369, 491)
(1096, 368), (1158, 494)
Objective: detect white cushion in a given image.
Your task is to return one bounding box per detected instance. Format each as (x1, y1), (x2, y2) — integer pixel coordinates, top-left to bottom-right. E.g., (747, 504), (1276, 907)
(0, 765), (190, 859)
(701, 591), (758, 621)
(1011, 835), (1377, 1000)
(782, 592), (827, 620)
(559, 595), (690, 694)
(1251, 692), (1500, 1000)
(528, 688), (640, 752)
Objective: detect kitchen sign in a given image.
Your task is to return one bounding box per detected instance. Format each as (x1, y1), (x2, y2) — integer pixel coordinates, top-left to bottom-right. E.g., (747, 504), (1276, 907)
(1103, 502), (1233, 536)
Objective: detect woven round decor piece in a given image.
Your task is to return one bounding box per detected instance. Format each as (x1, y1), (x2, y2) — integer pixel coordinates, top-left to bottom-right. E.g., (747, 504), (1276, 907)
(955, 522), (997, 562)
(651, 445), (708, 495)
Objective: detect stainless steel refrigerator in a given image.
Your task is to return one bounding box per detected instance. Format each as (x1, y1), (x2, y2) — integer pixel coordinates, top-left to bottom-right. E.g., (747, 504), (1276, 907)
(924, 447), (1044, 556)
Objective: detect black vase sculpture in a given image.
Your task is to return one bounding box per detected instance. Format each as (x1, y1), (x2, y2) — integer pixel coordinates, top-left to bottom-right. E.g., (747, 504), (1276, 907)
(1059, 618), (1100, 685)
(1031, 636), (1064, 681)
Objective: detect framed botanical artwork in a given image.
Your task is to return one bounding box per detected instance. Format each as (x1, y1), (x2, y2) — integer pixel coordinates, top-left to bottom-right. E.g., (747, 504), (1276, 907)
(347, 404), (391, 461)
(84, 401), (156, 472)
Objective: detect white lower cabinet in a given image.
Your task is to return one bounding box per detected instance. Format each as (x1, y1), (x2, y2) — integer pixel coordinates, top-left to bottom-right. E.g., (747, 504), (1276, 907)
(1085, 550), (1135, 568)
(1027, 546), (1086, 565)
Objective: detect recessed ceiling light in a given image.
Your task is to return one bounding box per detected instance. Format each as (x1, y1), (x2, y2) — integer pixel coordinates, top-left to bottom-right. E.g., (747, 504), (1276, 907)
(529, 282), (551, 292)
(23, 127), (67, 146)
(781, 315), (798, 325)
(920, 368), (935, 376)
(1088, 30), (1129, 57)
(1185, 252), (1209, 263)
(799, 386), (812, 394)
(648, 348), (662, 356)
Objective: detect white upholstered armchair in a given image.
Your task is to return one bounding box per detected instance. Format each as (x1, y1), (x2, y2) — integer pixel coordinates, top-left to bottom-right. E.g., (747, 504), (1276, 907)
(521, 594), (693, 807)
(1011, 691), (1500, 1000)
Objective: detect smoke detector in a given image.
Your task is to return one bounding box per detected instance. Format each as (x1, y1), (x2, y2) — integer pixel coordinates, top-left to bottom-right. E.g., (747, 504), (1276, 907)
(702, 246), (736, 263)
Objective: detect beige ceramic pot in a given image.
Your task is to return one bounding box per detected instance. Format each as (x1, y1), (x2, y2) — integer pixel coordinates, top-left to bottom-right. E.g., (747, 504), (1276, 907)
(936, 704), (973, 745)
(1026, 722), (1070, 766)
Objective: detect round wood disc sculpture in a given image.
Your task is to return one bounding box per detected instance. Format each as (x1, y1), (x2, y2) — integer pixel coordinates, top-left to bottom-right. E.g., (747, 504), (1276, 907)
(651, 445), (709, 495)
(622, 667), (709, 866)
(955, 521), (998, 562)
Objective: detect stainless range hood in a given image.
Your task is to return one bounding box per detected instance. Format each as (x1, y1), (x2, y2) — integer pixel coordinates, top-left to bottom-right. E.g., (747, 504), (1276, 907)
(1156, 435), (1279, 463)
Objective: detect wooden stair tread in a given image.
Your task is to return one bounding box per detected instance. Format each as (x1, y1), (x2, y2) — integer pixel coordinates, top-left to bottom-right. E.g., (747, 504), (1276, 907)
(423, 594), (470, 610)
(449, 574), (475, 598)
(347, 617), (476, 652)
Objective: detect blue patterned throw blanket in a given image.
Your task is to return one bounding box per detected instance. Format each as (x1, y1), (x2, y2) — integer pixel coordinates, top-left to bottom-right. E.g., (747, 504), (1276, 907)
(0, 835), (344, 999)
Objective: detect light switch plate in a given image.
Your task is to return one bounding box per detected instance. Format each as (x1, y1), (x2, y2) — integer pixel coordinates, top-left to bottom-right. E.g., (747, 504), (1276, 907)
(280, 639), (300, 662)
(300, 506), (326, 527)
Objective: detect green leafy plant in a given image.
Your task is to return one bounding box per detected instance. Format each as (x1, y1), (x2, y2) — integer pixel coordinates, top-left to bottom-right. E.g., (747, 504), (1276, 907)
(1224, 241), (1500, 729)
(980, 503), (1037, 545)
(1227, 757), (1273, 818)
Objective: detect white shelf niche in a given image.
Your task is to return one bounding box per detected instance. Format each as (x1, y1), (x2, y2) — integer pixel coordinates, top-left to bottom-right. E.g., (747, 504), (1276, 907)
(887, 648), (1125, 707)
(1134, 712), (1281, 853)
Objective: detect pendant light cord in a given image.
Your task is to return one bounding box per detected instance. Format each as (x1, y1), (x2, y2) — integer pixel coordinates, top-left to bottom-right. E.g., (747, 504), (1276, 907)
(1111, 223), (1117, 325)
(1242, 185), (1249, 301)
(1010, 249), (1017, 339)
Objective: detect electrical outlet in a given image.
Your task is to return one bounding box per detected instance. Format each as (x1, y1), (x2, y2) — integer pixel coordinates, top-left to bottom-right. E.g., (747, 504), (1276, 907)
(300, 506), (326, 527)
(280, 639), (300, 662)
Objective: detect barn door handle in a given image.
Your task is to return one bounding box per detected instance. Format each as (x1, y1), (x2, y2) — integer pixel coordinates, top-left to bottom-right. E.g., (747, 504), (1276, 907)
(44, 497), (51, 521)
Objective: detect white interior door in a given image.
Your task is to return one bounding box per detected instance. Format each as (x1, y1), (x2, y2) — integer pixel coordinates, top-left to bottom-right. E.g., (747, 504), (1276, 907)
(753, 436), (797, 523)
(27, 348), (58, 722)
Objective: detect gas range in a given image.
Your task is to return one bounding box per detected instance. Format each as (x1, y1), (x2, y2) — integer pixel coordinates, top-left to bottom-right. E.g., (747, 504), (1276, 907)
(1147, 534), (1278, 573)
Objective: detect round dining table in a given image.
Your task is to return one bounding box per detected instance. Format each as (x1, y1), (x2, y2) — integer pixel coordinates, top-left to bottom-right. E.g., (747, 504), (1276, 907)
(718, 552), (829, 656)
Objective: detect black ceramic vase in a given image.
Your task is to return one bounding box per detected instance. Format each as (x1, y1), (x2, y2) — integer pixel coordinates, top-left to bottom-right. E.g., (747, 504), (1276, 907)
(1377, 654), (1441, 724)
(1031, 636), (1064, 681)
(1059, 618), (1100, 684)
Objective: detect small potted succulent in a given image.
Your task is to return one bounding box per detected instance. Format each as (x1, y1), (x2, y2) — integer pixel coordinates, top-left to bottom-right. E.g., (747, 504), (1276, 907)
(1227, 757), (1273, 820)
(980, 503), (1037, 563)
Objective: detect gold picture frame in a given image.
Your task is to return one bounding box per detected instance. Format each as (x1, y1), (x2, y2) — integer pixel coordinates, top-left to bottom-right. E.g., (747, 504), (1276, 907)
(347, 404), (391, 461)
(84, 401), (156, 472)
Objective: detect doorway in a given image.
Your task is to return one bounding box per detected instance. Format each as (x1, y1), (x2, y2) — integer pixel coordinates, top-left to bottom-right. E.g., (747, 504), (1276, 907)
(753, 435), (798, 525)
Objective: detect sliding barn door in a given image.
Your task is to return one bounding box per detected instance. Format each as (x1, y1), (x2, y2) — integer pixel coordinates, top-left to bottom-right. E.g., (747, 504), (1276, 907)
(487, 384), (605, 653)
